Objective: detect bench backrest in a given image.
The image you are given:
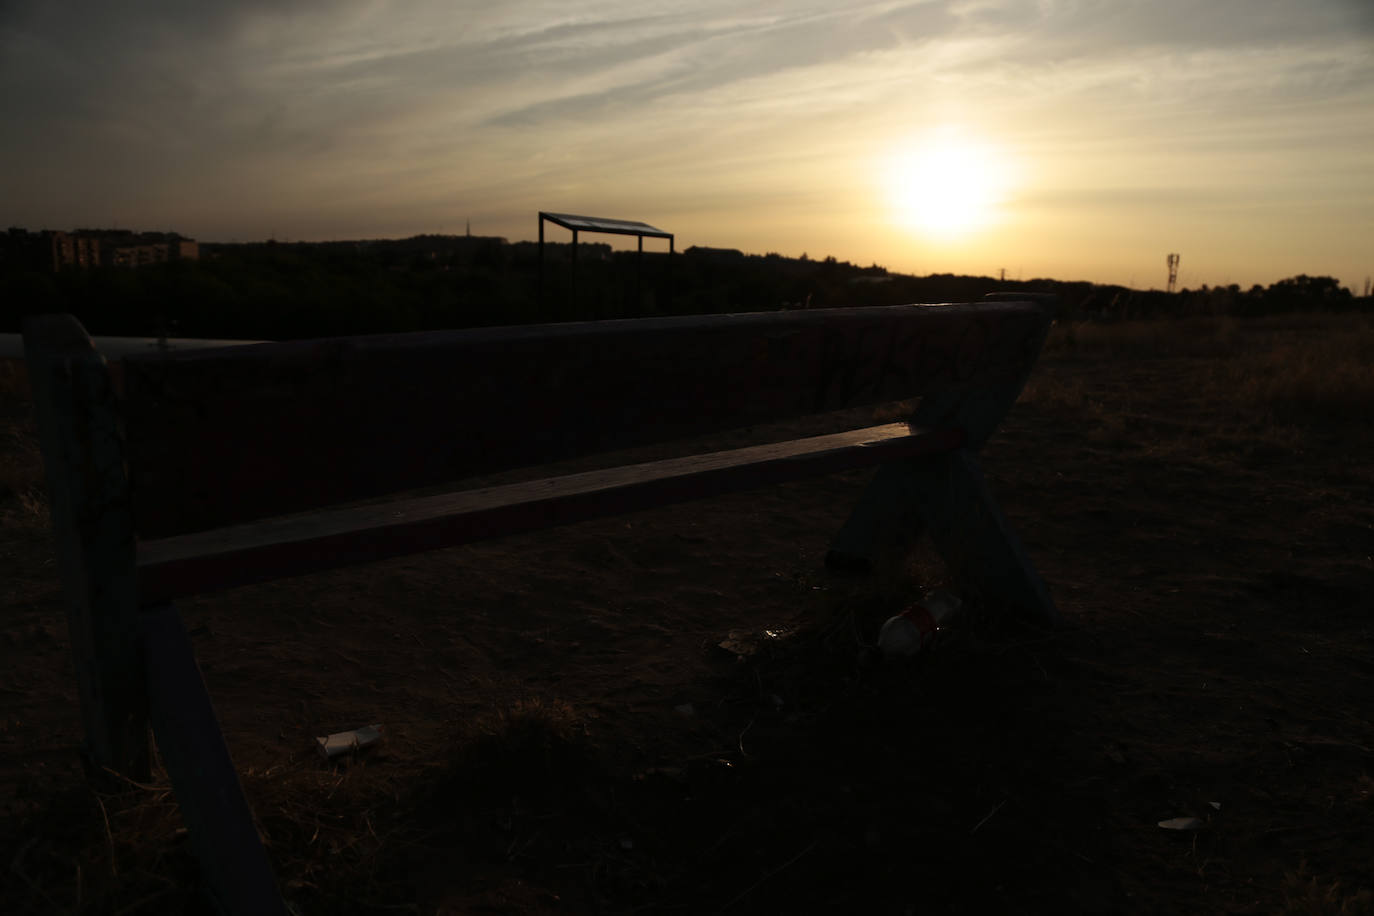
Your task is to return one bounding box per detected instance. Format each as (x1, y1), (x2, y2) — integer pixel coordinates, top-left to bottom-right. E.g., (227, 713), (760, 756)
(116, 302), (1049, 538)
(26, 302), (1050, 540)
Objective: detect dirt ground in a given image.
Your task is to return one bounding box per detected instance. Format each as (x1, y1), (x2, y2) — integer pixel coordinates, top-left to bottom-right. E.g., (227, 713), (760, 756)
(2, 314), (1372, 914)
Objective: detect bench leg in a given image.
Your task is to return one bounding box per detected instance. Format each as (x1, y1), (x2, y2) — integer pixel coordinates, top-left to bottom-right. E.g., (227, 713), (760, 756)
(830, 449), (1058, 626)
(825, 464), (926, 575)
(142, 604), (287, 915)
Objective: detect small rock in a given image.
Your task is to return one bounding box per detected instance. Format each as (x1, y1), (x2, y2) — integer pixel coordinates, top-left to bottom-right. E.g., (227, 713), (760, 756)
(1158, 817), (1205, 831)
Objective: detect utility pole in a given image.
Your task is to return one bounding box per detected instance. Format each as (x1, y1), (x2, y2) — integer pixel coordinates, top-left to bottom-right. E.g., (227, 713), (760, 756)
(1166, 253), (1180, 293)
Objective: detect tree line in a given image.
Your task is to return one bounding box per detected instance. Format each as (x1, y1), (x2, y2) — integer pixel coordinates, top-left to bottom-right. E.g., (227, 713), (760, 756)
(2, 231), (1366, 340)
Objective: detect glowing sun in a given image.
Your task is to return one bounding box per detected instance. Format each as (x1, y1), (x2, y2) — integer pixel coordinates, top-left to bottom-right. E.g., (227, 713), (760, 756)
(885, 130), (1012, 240)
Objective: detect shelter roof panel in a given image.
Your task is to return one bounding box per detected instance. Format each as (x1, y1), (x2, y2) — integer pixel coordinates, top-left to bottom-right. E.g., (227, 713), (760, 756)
(540, 212), (672, 239)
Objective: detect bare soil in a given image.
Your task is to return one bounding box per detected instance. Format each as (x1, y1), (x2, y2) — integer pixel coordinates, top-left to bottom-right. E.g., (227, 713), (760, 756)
(2, 316), (1372, 915)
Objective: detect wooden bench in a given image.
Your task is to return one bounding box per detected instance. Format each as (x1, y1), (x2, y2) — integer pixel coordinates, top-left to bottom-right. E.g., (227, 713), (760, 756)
(23, 298), (1057, 914)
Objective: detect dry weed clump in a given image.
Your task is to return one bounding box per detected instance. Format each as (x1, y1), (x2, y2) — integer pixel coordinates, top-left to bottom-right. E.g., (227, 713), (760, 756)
(1, 360), (46, 527)
(0, 424), (48, 530)
(433, 696), (595, 805)
(7, 767), (201, 916)
(0, 484), (48, 529)
(8, 739), (434, 915)
(1279, 861), (1374, 916)
(1017, 369), (1100, 417)
(0, 360), (29, 402)
(242, 743), (428, 912)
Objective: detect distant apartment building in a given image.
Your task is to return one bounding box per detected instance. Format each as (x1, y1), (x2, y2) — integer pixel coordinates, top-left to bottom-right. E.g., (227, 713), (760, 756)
(49, 231), (102, 269)
(46, 229), (199, 271)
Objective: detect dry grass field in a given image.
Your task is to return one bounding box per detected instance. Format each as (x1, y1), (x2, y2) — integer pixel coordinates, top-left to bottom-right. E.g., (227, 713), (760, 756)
(1, 312), (1372, 914)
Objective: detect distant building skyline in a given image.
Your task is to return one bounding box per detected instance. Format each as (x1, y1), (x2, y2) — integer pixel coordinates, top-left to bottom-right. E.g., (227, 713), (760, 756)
(8, 228), (200, 272)
(8, 223), (1368, 297)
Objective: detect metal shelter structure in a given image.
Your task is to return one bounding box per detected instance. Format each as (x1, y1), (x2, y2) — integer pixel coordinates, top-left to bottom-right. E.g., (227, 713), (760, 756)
(538, 212), (674, 309)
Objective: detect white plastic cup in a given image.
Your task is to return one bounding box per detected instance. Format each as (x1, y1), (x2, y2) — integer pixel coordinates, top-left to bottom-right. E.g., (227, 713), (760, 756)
(877, 590), (962, 659)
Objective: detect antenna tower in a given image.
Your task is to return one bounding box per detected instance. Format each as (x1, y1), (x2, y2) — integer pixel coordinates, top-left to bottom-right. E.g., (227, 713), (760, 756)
(1166, 253), (1180, 293)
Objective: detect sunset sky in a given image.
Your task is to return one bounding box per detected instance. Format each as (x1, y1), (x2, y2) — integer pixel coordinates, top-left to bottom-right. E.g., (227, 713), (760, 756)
(3, 0), (1371, 290)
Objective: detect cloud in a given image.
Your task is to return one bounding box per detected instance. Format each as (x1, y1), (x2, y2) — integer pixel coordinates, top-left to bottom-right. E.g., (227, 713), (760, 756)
(4, 0), (1363, 156)
(473, 4), (957, 127)
(1, 0), (1370, 290)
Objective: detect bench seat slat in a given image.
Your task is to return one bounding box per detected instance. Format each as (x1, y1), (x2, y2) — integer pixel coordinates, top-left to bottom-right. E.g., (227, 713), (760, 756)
(137, 422), (963, 603)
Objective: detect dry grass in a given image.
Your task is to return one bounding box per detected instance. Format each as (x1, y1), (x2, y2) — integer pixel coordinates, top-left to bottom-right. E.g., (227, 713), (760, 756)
(1041, 314), (1244, 360)
(1280, 862), (1374, 916)
(435, 695), (593, 802)
(8, 743), (431, 914)
(4, 313), (1373, 913)
(1220, 324), (1374, 424)
(0, 360), (28, 402)
(1032, 312), (1374, 428)
(8, 698), (600, 914)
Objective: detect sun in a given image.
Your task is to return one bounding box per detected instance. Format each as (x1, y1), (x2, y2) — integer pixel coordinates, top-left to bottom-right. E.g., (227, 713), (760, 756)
(884, 130), (1012, 241)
